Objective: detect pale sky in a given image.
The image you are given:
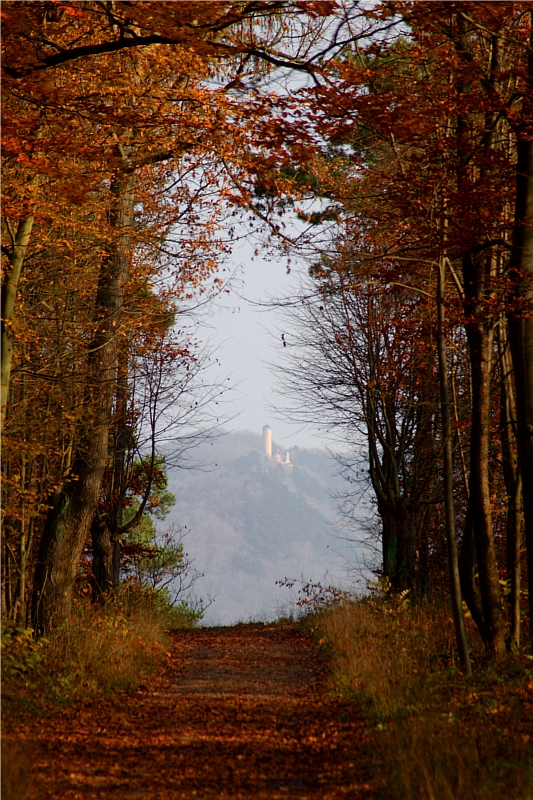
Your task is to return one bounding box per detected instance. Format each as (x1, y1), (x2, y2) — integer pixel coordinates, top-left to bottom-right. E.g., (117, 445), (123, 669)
(200, 240), (331, 450)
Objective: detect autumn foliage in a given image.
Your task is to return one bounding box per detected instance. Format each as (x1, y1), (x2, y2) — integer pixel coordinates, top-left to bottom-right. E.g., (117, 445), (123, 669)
(1, 1), (333, 630)
(2, 2), (533, 672)
(274, 1), (533, 658)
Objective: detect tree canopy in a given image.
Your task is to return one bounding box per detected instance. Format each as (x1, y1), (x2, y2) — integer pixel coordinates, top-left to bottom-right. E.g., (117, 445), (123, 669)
(2, 2), (532, 662)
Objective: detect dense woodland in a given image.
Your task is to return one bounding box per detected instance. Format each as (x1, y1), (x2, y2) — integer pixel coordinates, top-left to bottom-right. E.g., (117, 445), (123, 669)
(2, 2), (533, 668)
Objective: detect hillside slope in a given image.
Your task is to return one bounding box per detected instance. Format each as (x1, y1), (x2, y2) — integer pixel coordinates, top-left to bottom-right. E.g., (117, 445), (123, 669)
(165, 430), (355, 624)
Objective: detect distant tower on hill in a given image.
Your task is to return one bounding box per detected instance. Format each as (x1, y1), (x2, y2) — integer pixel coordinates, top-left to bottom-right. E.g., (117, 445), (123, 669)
(262, 424), (272, 459)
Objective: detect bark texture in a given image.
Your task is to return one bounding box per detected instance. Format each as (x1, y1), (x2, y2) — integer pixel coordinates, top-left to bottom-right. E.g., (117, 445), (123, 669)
(1, 216), (34, 426)
(462, 254), (507, 655)
(498, 323), (523, 648)
(436, 259), (470, 673)
(508, 133), (533, 640)
(32, 170), (134, 632)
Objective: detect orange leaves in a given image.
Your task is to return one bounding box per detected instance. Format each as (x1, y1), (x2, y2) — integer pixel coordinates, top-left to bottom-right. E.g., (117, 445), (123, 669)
(61, 4), (90, 18)
(4, 625), (378, 797)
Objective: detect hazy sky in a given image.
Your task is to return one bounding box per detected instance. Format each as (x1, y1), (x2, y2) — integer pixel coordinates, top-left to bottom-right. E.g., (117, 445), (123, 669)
(200, 239), (330, 450)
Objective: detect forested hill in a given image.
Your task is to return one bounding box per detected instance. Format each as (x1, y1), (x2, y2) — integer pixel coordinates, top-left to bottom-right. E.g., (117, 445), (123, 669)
(165, 431), (351, 624)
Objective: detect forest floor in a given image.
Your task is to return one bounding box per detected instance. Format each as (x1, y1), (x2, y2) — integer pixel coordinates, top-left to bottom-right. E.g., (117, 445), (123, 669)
(4, 624), (376, 799)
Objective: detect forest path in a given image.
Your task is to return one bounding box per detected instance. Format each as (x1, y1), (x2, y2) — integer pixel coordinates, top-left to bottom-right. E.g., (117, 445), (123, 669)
(10, 625), (376, 799)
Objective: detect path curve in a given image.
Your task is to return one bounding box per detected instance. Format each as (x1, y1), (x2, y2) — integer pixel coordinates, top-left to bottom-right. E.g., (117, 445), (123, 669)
(8, 626), (375, 799)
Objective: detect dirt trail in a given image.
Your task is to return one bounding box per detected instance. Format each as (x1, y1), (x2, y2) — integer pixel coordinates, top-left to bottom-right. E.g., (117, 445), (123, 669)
(8, 626), (376, 799)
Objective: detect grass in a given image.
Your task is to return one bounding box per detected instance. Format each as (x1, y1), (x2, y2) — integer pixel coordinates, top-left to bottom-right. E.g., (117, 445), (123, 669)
(2, 583), (197, 715)
(310, 595), (533, 800)
(4, 589), (532, 799)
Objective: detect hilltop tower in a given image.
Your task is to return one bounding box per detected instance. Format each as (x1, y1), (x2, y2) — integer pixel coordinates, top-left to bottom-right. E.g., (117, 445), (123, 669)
(262, 424), (272, 459)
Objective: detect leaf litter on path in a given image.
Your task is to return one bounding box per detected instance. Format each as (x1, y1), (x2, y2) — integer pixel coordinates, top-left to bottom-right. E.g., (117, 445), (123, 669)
(5, 625), (376, 799)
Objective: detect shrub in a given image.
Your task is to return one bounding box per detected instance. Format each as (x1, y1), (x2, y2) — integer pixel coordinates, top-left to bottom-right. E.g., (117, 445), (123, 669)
(2, 582), (196, 715)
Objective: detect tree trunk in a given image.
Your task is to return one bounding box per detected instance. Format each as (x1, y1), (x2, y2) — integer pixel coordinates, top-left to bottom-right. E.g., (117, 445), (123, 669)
(450, 22), (507, 656)
(508, 132), (533, 641)
(498, 321), (523, 649)
(91, 516), (115, 596)
(32, 460), (108, 632)
(436, 258), (471, 673)
(463, 283), (506, 654)
(380, 498), (416, 592)
(31, 169), (135, 633)
(458, 509), (486, 641)
(367, 372), (418, 593)
(1, 216), (34, 426)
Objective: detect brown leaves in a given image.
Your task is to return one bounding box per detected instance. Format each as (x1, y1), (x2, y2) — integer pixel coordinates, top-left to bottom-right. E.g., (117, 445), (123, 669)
(5, 626), (377, 799)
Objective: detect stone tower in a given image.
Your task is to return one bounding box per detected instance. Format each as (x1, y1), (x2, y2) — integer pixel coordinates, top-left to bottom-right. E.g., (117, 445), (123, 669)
(262, 424), (272, 459)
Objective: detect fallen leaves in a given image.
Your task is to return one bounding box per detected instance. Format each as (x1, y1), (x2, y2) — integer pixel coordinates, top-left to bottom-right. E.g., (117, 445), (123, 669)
(4, 625), (376, 799)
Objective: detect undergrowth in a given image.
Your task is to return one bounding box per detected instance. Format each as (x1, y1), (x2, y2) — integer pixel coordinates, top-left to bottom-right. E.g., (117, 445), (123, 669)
(2, 583), (197, 716)
(2, 584), (199, 799)
(309, 596), (533, 800)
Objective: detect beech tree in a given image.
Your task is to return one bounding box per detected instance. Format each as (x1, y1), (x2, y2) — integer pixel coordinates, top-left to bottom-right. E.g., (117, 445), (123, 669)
(270, 1), (531, 655)
(1, 1), (338, 631)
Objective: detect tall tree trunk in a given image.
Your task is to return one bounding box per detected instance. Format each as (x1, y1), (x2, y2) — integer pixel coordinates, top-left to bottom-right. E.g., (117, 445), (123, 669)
(508, 132), (533, 640)
(458, 509), (486, 641)
(1, 216), (34, 426)
(91, 341), (130, 595)
(498, 321), (523, 649)
(451, 23), (507, 655)
(507, 12), (533, 641)
(366, 360), (418, 593)
(463, 307), (506, 654)
(113, 344), (129, 585)
(394, 500), (416, 592)
(91, 516), (115, 596)
(91, 352), (127, 598)
(379, 498), (417, 592)
(31, 169), (135, 633)
(437, 258), (471, 673)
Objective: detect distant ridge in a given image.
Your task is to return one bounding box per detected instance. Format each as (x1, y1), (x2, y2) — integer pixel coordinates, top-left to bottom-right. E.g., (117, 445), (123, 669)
(165, 429), (350, 624)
